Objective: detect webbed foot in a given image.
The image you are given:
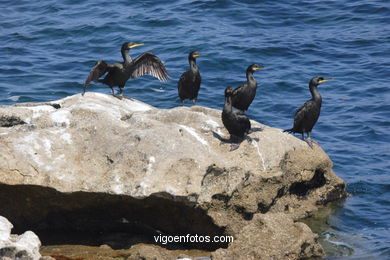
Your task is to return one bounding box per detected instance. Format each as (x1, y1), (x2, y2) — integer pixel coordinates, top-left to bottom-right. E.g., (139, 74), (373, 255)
(230, 143), (240, 151)
(304, 138), (317, 148)
(114, 94), (124, 100)
(220, 135), (244, 151)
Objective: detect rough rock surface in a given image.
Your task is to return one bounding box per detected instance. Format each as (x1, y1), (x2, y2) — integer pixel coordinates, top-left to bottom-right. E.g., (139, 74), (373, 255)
(0, 93), (346, 260)
(0, 216), (43, 260)
(41, 244), (210, 260)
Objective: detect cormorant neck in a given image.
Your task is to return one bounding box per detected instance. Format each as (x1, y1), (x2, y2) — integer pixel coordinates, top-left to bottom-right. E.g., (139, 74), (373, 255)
(122, 49), (132, 64)
(246, 71), (256, 86)
(189, 58), (198, 71)
(224, 96), (232, 111)
(309, 84), (322, 102)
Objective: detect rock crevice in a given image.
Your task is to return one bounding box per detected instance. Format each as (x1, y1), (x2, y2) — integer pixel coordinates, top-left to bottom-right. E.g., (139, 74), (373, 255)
(0, 184), (227, 251)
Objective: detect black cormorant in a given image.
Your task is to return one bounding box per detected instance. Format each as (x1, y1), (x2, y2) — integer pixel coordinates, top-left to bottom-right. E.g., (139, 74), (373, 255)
(83, 42), (169, 98)
(284, 76), (333, 147)
(231, 64), (265, 111)
(177, 51), (201, 104)
(222, 86), (251, 151)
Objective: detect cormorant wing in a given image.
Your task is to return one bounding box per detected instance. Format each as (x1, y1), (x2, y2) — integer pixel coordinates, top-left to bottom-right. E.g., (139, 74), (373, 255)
(178, 71), (187, 85)
(233, 108), (251, 132)
(83, 60), (109, 95)
(293, 100), (313, 127)
(232, 84), (245, 98)
(231, 83), (248, 108)
(130, 52), (170, 82)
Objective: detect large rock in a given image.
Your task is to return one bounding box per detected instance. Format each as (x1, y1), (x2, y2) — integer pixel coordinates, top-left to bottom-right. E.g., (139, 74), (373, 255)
(0, 93), (346, 260)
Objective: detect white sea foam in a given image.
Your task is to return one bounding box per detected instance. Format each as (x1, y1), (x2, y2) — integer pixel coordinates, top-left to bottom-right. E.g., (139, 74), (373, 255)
(8, 96), (20, 102)
(151, 88), (165, 93)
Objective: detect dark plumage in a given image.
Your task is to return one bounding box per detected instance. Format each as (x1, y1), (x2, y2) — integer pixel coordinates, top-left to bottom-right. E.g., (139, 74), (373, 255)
(222, 87), (251, 151)
(83, 42), (169, 98)
(231, 64), (265, 111)
(284, 76), (333, 147)
(177, 51), (201, 104)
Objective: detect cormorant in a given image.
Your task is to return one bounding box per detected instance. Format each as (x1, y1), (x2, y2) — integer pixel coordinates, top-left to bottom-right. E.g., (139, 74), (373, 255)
(284, 76), (333, 147)
(222, 86), (251, 151)
(177, 51), (201, 104)
(231, 64), (265, 111)
(83, 42), (169, 98)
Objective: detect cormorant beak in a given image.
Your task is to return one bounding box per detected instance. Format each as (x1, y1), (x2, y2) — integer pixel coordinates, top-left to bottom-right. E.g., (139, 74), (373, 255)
(319, 78), (333, 84)
(193, 53), (202, 57)
(130, 43), (145, 48)
(254, 66), (266, 71)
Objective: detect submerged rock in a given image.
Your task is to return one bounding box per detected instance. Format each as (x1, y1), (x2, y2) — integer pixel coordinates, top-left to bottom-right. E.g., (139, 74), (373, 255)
(0, 93), (346, 260)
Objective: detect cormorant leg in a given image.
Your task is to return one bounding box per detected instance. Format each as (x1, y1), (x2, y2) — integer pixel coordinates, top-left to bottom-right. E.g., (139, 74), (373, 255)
(192, 99), (196, 105)
(219, 136), (234, 145)
(228, 136), (241, 151)
(115, 87), (124, 100)
(305, 132), (314, 148)
(221, 135), (242, 151)
(308, 132), (318, 145)
(305, 139), (313, 148)
(110, 87), (115, 96)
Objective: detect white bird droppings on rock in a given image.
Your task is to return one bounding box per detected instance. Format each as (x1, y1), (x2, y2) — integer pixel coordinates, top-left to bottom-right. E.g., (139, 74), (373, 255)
(61, 133), (72, 144)
(42, 138), (52, 157)
(27, 105), (56, 119)
(149, 156), (156, 163)
(179, 124), (208, 146)
(251, 139), (266, 171)
(121, 99), (153, 112)
(166, 186), (179, 195)
(205, 119), (220, 129)
(50, 109), (71, 127)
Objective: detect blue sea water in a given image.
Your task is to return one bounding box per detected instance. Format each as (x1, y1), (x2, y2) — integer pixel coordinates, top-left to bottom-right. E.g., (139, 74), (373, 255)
(1, 0), (389, 258)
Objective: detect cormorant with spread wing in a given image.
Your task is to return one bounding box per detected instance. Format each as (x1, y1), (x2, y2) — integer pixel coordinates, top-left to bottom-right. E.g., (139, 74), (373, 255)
(82, 42), (169, 98)
(284, 76), (333, 147)
(231, 64), (265, 111)
(177, 51), (201, 104)
(222, 86), (251, 151)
